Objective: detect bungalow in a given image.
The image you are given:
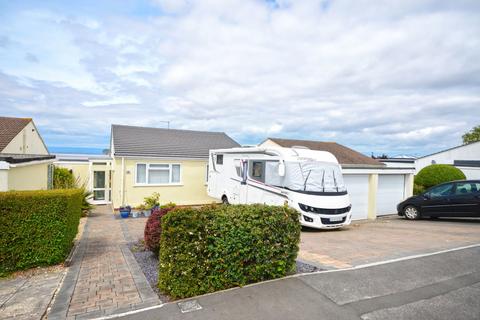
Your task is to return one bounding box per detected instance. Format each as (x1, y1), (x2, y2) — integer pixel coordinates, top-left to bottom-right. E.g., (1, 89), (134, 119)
(0, 116), (55, 191)
(56, 124), (240, 208)
(259, 138), (414, 220)
(415, 141), (480, 179)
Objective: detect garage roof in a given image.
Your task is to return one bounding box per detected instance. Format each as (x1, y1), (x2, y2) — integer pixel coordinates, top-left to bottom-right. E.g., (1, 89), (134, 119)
(0, 153), (55, 164)
(111, 124), (240, 159)
(265, 138), (384, 167)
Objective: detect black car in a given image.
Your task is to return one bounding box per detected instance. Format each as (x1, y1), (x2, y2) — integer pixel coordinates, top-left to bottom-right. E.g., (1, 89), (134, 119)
(397, 180), (480, 220)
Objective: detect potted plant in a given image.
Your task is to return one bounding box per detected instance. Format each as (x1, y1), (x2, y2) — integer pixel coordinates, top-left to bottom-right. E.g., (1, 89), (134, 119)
(137, 204), (150, 217)
(143, 192), (160, 213)
(119, 206), (130, 219)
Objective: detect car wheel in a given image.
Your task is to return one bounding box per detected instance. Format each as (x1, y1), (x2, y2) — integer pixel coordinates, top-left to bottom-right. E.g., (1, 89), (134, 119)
(404, 205), (420, 220)
(222, 195), (229, 205)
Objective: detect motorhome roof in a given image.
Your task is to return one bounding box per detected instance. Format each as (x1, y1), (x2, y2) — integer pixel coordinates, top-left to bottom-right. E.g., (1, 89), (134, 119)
(210, 147), (339, 164)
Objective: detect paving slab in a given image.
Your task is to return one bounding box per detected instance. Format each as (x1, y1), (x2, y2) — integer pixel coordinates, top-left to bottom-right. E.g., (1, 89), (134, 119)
(0, 270), (64, 320)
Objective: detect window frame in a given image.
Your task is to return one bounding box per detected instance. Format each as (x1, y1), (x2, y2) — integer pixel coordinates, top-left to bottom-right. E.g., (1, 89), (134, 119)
(135, 162), (182, 186)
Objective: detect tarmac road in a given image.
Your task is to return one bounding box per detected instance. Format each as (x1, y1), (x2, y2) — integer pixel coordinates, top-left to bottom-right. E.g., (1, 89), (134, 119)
(110, 245), (480, 320)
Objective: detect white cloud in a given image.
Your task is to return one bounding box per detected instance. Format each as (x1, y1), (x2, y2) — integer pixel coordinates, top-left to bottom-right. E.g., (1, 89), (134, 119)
(0, 0), (479, 155)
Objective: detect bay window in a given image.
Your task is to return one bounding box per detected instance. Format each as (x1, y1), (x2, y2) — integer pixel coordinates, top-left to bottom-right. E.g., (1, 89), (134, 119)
(135, 163), (181, 185)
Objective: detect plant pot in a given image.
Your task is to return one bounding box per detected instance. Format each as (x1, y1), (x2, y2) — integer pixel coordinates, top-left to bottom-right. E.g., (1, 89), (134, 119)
(143, 210), (151, 217)
(132, 211), (139, 218)
(120, 210), (129, 219)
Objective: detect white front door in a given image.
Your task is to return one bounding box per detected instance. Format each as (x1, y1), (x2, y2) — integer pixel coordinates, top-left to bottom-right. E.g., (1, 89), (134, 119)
(92, 170), (109, 204)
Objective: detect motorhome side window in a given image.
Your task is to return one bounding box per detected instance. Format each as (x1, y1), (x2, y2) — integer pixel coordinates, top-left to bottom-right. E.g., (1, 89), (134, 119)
(216, 154), (224, 165)
(250, 161), (265, 182)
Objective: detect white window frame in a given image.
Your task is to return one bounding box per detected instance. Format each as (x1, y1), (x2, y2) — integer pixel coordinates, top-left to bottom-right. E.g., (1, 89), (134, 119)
(135, 163), (182, 186)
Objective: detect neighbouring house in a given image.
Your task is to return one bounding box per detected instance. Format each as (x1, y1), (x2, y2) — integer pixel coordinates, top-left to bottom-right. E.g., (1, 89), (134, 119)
(259, 138), (414, 220)
(0, 116), (55, 191)
(56, 124), (240, 208)
(415, 141), (480, 179)
(379, 157), (416, 168)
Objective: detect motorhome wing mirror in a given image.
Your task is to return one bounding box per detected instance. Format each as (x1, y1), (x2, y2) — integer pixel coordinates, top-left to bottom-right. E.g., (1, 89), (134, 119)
(278, 161), (286, 177)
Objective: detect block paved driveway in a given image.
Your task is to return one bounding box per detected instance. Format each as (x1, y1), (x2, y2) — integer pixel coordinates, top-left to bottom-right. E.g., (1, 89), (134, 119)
(299, 216), (480, 270)
(48, 206), (159, 320)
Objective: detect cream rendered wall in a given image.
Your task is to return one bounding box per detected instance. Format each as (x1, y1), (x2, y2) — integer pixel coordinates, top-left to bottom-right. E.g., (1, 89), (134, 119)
(0, 169), (8, 191)
(2, 122), (49, 155)
(55, 162), (90, 186)
(112, 157), (217, 208)
(7, 162), (49, 190)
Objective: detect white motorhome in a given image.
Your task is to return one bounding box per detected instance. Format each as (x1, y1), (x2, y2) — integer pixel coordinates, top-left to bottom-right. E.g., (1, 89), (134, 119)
(207, 147), (352, 229)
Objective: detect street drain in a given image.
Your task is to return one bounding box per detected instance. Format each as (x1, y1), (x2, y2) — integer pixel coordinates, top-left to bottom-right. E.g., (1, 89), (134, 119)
(177, 299), (203, 313)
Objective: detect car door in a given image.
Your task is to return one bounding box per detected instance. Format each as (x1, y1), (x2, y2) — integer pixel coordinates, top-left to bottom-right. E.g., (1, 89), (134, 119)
(448, 182), (480, 217)
(420, 183), (454, 216)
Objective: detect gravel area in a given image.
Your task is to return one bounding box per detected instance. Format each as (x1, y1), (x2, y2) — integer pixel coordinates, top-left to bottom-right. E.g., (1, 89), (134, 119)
(129, 240), (321, 301)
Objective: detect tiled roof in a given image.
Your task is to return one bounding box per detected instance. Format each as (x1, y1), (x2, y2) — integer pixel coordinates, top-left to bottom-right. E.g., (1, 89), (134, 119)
(0, 117), (31, 152)
(267, 138), (384, 166)
(112, 124), (240, 158)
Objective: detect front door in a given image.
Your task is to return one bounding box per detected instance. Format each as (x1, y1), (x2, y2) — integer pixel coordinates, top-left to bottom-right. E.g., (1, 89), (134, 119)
(93, 171), (107, 204)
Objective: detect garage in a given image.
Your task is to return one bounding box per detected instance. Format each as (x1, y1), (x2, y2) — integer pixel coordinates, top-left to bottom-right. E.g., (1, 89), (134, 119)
(376, 174), (406, 216)
(343, 174), (369, 220)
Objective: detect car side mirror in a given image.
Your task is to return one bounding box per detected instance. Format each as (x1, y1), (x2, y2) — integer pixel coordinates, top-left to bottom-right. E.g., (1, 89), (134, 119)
(422, 193), (430, 200)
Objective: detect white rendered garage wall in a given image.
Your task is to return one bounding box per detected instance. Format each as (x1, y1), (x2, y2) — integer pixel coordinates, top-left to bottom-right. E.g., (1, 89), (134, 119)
(343, 174), (369, 220)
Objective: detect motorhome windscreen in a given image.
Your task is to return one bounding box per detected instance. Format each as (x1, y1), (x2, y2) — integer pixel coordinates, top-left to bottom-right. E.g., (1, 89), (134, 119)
(264, 160), (347, 194)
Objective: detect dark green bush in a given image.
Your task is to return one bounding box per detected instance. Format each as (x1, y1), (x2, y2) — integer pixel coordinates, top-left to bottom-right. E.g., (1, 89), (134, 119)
(158, 204), (301, 299)
(415, 164), (466, 190)
(0, 189), (82, 275)
(413, 183), (426, 195)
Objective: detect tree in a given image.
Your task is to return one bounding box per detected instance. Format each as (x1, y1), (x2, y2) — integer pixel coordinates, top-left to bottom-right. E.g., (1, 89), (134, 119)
(462, 125), (480, 144)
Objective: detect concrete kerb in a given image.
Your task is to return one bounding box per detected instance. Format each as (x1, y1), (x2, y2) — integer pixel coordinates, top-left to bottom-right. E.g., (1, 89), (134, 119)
(48, 217), (91, 320)
(88, 242), (480, 320)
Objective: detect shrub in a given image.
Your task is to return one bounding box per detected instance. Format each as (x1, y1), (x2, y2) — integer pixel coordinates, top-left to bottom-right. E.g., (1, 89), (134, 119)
(53, 167), (76, 189)
(158, 204), (301, 299)
(0, 189), (82, 276)
(413, 183), (426, 195)
(143, 192), (161, 209)
(160, 202), (176, 209)
(415, 164), (466, 190)
(144, 206), (176, 256)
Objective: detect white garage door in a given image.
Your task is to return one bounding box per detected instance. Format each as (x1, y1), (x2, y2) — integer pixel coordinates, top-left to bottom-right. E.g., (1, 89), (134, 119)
(343, 174), (369, 220)
(376, 175), (405, 216)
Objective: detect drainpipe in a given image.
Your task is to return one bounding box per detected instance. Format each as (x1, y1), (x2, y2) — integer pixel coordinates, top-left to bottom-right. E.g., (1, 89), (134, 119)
(121, 157), (125, 206)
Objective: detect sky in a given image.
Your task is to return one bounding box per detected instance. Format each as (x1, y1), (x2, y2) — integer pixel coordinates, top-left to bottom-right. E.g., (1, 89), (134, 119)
(0, 0), (479, 156)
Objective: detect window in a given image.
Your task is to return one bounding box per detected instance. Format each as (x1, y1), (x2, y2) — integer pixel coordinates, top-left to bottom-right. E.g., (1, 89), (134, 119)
(249, 161), (265, 182)
(454, 182), (480, 195)
(136, 163), (181, 185)
(427, 183), (453, 198)
(216, 154), (224, 165)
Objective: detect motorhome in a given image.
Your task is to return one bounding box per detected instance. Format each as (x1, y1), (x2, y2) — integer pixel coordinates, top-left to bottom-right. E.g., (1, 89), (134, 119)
(207, 147), (352, 229)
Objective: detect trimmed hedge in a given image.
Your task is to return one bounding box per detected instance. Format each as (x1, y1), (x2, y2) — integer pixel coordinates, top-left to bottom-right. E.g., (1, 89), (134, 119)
(415, 164), (466, 190)
(0, 189), (82, 275)
(144, 206), (176, 256)
(158, 204), (301, 299)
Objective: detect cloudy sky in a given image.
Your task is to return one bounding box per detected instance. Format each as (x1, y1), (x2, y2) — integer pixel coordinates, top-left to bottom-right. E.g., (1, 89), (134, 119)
(0, 0), (479, 156)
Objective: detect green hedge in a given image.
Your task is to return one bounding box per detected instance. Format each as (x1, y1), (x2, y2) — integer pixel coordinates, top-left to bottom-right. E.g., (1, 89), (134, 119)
(415, 164), (466, 190)
(158, 204), (301, 299)
(0, 189), (82, 275)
